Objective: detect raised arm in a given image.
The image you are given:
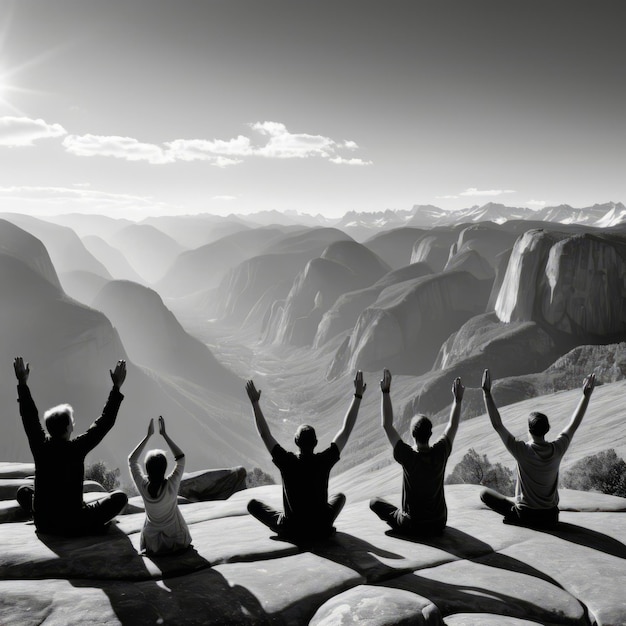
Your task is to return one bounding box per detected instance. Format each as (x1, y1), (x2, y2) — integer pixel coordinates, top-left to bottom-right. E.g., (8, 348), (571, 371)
(129, 418), (155, 465)
(14, 357), (46, 451)
(333, 370), (366, 453)
(561, 373), (596, 440)
(443, 377), (464, 444)
(380, 369), (401, 448)
(481, 369), (512, 444)
(75, 360), (126, 453)
(158, 416), (184, 460)
(246, 380), (278, 453)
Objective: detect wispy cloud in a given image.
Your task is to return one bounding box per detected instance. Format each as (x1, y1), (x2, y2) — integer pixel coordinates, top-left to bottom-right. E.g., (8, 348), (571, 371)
(63, 134), (174, 164)
(0, 116), (66, 146)
(527, 199), (547, 207)
(1, 117), (371, 167)
(58, 121), (370, 167)
(436, 194), (459, 200)
(212, 195), (237, 201)
(459, 187), (516, 197)
(0, 185), (175, 216)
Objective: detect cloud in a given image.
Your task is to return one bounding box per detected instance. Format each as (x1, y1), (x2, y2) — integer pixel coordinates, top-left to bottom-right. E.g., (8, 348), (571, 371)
(212, 195), (237, 201)
(0, 185), (175, 217)
(329, 156), (372, 166)
(436, 194), (459, 200)
(527, 199), (547, 207)
(63, 134), (174, 164)
(41, 121), (370, 167)
(0, 116), (66, 146)
(166, 136), (252, 162)
(251, 121), (335, 159)
(459, 187), (516, 197)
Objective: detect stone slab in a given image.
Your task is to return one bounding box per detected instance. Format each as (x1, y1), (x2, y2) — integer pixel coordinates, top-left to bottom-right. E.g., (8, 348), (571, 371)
(0, 463), (35, 479)
(310, 585), (442, 626)
(385, 555), (588, 625)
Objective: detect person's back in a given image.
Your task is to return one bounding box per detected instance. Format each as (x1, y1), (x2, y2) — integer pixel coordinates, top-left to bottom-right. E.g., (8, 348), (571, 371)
(370, 370), (463, 536)
(32, 435), (97, 530)
(15, 357), (129, 536)
(245, 373), (366, 543)
(272, 441), (339, 537)
(129, 416), (192, 555)
(480, 369), (596, 528)
(505, 431), (570, 511)
(394, 436), (451, 529)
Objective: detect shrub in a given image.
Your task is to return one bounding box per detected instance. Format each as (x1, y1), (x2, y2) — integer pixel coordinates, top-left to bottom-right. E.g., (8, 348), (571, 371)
(246, 467), (276, 488)
(561, 449), (626, 498)
(446, 448), (515, 496)
(85, 460), (121, 492)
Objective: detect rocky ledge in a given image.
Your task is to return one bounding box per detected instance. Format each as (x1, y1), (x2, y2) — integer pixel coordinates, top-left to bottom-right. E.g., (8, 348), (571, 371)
(0, 470), (625, 625)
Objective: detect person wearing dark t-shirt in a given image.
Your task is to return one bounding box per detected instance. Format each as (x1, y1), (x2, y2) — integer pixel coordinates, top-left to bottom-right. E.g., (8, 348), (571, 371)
(480, 368), (596, 529)
(370, 369), (464, 536)
(245, 371), (366, 542)
(14, 356), (128, 536)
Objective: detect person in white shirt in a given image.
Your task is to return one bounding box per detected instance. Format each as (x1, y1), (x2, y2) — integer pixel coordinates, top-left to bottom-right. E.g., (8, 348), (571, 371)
(128, 416), (192, 555)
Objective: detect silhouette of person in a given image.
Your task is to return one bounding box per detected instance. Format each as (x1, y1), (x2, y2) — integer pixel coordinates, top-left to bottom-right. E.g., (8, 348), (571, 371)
(245, 371), (366, 543)
(370, 369), (464, 536)
(480, 368), (596, 529)
(128, 416), (192, 555)
(14, 356), (128, 535)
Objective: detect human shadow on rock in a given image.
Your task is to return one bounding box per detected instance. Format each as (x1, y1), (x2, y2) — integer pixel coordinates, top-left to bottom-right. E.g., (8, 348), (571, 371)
(385, 526), (566, 589)
(38, 525), (269, 625)
(533, 521), (626, 560)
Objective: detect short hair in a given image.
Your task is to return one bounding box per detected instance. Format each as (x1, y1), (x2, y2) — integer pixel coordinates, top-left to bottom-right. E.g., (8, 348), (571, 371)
(294, 424), (317, 451)
(145, 449), (167, 482)
(411, 415), (432, 444)
(528, 412), (550, 437)
(43, 404), (74, 439)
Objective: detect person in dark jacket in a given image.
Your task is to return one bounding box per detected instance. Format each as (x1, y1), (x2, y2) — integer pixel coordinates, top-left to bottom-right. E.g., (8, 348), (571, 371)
(14, 356), (128, 535)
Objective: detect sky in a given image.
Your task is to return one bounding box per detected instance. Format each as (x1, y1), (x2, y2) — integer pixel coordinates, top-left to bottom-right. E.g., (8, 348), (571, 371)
(0, 0), (624, 219)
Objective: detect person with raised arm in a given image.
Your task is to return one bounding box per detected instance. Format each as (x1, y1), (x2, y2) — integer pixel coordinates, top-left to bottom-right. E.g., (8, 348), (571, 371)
(14, 356), (129, 535)
(246, 371), (366, 543)
(480, 368), (596, 529)
(128, 416), (192, 555)
(370, 369), (464, 536)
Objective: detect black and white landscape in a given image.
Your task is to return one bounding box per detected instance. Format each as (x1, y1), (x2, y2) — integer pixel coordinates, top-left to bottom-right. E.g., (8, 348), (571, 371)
(1, 1), (625, 623)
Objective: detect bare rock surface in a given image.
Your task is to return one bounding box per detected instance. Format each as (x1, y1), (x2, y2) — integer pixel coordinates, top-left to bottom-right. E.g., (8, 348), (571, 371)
(0, 484), (624, 625)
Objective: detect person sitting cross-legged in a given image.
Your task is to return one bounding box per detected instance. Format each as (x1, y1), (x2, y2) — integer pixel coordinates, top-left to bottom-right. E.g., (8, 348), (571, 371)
(246, 372), (366, 543)
(370, 369), (464, 536)
(14, 356), (128, 536)
(480, 368), (596, 529)
(128, 416), (192, 555)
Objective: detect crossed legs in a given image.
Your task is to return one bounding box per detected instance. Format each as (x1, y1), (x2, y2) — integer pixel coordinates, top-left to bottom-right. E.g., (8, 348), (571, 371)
(247, 493), (346, 540)
(480, 488), (559, 529)
(369, 497), (444, 536)
(16, 485), (128, 535)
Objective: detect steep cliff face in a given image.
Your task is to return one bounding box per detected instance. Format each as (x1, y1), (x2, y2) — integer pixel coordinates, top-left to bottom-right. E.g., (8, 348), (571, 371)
(270, 241), (390, 347)
(314, 263), (432, 348)
(1, 214), (110, 279)
(363, 227), (426, 269)
(0, 219), (61, 289)
(92, 280), (240, 394)
(157, 227), (285, 297)
(330, 271), (492, 376)
(443, 248), (494, 280)
(496, 230), (626, 337)
(208, 228), (352, 326)
(410, 230), (459, 272)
